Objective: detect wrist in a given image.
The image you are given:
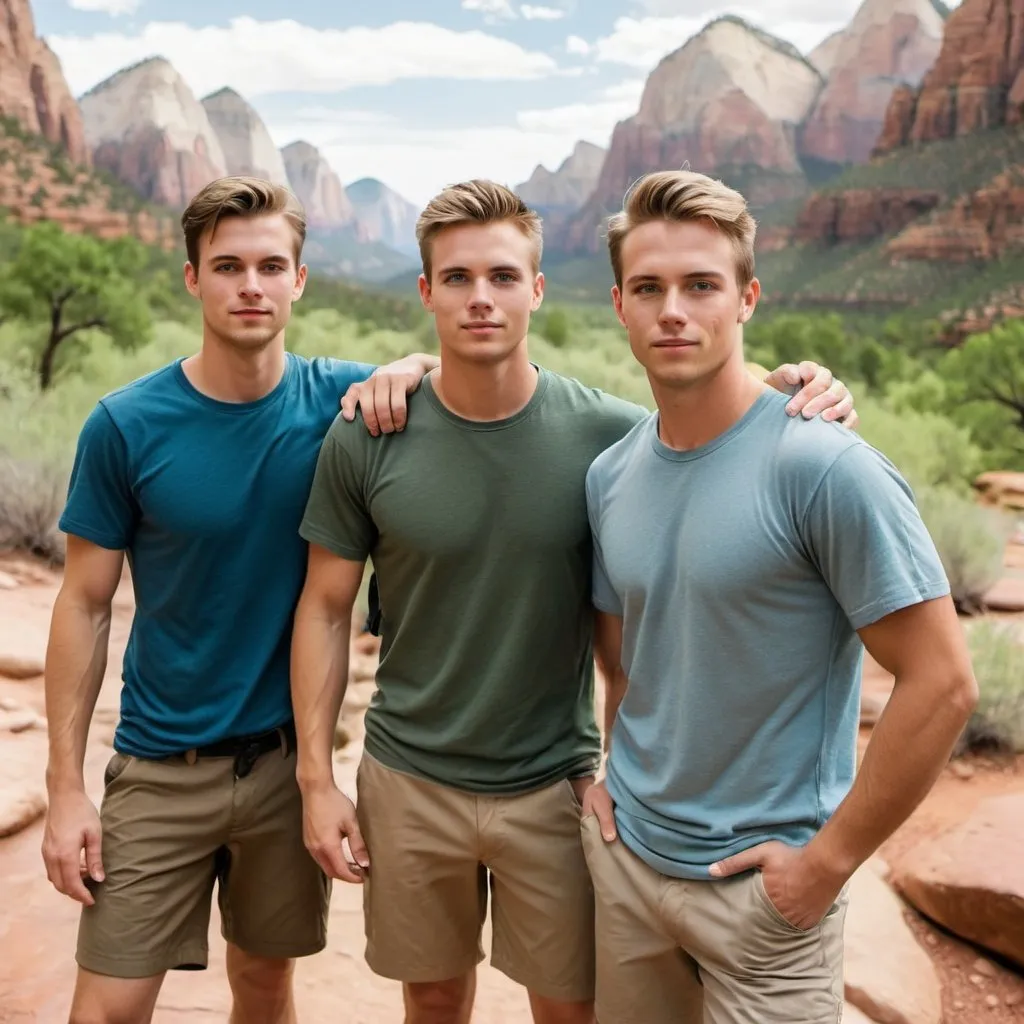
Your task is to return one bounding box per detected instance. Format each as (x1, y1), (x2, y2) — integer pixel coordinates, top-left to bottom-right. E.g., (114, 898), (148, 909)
(802, 829), (860, 889)
(45, 767), (86, 797)
(297, 766), (337, 796)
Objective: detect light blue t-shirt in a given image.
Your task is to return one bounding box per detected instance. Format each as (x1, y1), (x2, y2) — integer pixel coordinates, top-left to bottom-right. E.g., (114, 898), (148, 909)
(586, 388), (950, 879)
(59, 352), (375, 759)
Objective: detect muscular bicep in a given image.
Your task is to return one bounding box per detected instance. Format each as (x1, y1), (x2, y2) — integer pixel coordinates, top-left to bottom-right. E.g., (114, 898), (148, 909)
(300, 543), (367, 621)
(61, 534), (125, 610)
(857, 594), (972, 688)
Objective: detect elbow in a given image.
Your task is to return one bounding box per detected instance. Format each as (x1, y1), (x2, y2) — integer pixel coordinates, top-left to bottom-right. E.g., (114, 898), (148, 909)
(945, 665), (979, 723)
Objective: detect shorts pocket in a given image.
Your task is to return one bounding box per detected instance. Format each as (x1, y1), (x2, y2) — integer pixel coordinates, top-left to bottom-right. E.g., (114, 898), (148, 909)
(564, 778), (585, 813)
(753, 870), (814, 934)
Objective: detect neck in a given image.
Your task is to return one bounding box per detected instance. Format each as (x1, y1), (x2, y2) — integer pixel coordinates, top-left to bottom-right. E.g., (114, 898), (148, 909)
(652, 351), (767, 451)
(432, 340), (538, 421)
(182, 330), (287, 403)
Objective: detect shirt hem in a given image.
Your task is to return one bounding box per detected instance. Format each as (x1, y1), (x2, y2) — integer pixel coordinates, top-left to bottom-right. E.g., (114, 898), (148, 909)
(57, 517), (129, 551)
(297, 523), (369, 562)
(847, 579), (951, 631)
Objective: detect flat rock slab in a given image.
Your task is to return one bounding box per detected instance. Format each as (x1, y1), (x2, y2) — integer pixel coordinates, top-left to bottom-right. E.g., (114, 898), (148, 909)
(0, 784), (46, 838)
(984, 577), (1024, 612)
(845, 861), (942, 1024)
(0, 654), (44, 680)
(893, 793), (1024, 970)
(842, 1005), (878, 1024)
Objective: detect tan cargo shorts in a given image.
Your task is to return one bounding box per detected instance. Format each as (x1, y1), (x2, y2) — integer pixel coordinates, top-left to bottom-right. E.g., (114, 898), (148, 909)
(582, 815), (848, 1024)
(76, 726), (330, 979)
(355, 751), (596, 1003)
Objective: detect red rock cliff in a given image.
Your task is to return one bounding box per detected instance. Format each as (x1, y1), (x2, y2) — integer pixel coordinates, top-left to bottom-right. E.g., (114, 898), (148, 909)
(0, 0), (88, 165)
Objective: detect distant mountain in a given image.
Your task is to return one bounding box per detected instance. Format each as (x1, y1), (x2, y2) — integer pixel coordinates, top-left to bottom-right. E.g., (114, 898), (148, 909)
(201, 87), (290, 186)
(302, 223), (418, 284)
(78, 57), (227, 208)
(346, 178), (419, 256)
(799, 0), (946, 166)
(281, 140), (354, 228)
(516, 141), (606, 216)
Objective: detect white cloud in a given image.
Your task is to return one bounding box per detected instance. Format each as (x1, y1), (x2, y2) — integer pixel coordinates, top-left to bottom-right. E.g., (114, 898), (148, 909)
(68, 0), (140, 13)
(462, 0), (517, 19)
(514, 78), (642, 143)
(520, 5), (566, 19)
(593, 8), (868, 68)
(49, 17), (559, 97)
(565, 34), (591, 55)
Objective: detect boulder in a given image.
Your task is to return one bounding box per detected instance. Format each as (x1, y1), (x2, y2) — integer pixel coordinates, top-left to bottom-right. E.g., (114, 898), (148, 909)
(0, 783), (45, 838)
(0, 654), (44, 680)
(844, 860), (943, 1024)
(893, 793), (1024, 969)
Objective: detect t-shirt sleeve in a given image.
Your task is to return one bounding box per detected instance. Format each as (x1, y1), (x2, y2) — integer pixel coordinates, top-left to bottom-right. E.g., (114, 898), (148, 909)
(58, 402), (137, 551)
(330, 359), (377, 394)
(298, 427), (376, 561)
(586, 467), (623, 616)
(802, 443), (951, 631)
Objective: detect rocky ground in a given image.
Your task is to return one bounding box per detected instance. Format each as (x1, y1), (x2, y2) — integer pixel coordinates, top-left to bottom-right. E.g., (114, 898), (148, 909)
(0, 544), (1022, 1023)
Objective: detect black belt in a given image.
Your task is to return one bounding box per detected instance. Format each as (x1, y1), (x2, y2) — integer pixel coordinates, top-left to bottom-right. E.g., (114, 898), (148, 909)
(187, 720), (296, 779)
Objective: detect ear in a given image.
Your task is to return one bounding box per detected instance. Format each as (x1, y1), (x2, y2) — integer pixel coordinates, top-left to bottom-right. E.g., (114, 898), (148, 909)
(292, 262), (308, 301)
(184, 261), (200, 300)
(611, 285), (627, 328)
(531, 272), (545, 312)
(418, 273), (434, 312)
(738, 277), (760, 324)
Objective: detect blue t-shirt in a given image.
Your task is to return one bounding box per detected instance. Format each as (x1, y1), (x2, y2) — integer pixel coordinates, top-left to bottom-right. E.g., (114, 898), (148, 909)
(586, 388), (950, 879)
(59, 352), (375, 758)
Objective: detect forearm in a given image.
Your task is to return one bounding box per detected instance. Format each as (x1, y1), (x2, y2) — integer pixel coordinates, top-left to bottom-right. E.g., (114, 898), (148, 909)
(806, 671), (975, 878)
(44, 591), (110, 794)
(291, 592), (352, 792)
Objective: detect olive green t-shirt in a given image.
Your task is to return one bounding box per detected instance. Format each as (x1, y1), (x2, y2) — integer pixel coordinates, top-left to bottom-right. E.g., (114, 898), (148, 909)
(298, 367), (646, 794)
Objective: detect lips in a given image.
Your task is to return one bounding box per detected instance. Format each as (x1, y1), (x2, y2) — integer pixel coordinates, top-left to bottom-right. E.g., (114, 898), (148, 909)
(653, 337), (698, 347)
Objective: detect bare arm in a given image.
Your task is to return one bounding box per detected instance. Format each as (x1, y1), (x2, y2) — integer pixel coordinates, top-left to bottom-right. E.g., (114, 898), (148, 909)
(804, 595), (978, 879)
(593, 610), (628, 754)
(42, 535), (124, 903)
(290, 542), (369, 882)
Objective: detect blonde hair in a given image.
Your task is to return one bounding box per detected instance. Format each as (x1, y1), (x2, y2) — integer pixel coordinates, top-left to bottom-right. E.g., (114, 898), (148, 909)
(606, 170), (757, 289)
(416, 179), (543, 281)
(181, 176), (306, 268)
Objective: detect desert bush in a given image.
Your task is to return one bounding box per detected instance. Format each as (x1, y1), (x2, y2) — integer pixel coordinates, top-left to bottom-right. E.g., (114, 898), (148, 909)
(914, 486), (1013, 614)
(0, 454), (67, 562)
(955, 619), (1024, 756)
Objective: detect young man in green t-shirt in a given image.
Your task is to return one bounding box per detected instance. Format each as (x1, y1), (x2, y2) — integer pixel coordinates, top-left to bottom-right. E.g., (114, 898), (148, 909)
(289, 179), (857, 1024)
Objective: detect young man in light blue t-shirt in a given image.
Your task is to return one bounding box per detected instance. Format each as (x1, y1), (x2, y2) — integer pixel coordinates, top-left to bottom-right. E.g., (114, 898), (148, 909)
(581, 171), (979, 1024)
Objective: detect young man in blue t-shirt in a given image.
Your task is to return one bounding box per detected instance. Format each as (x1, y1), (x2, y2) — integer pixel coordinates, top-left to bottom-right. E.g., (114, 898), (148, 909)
(40, 176), (436, 1023)
(581, 170), (979, 1023)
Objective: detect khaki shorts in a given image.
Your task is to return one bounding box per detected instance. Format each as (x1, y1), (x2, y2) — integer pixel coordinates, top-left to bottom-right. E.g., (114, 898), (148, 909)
(582, 816), (848, 1024)
(76, 732), (330, 979)
(355, 752), (595, 1003)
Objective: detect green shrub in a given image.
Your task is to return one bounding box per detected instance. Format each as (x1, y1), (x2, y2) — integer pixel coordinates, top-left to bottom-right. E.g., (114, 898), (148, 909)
(955, 620), (1024, 756)
(915, 486), (1013, 614)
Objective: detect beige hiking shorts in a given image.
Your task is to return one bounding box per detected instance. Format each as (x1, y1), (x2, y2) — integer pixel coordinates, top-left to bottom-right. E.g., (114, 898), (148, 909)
(582, 815), (848, 1024)
(76, 733), (330, 979)
(355, 751), (596, 1003)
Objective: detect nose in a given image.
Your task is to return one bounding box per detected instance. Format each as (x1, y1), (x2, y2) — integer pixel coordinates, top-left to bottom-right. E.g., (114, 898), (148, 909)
(467, 278), (494, 314)
(238, 269), (264, 299)
(658, 287), (688, 330)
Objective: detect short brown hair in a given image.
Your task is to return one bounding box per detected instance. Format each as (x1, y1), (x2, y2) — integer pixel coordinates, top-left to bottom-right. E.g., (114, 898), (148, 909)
(416, 179), (543, 281)
(181, 176), (307, 268)
(606, 170), (757, 289)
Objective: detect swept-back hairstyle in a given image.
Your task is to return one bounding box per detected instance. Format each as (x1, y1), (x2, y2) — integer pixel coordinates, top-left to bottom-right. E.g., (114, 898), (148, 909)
(416, 179), (543, 280)
(606, 170), (757, 288)
(181, 175), (307, 267)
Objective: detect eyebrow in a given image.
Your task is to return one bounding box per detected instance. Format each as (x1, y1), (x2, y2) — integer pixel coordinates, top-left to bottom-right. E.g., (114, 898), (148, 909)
(625, 270), (727, 285)
(438, 264), (523, 276)
(209, 253), (292, 264)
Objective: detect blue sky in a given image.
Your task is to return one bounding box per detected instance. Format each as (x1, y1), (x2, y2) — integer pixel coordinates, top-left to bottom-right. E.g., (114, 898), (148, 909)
(34, 0), (961, 206)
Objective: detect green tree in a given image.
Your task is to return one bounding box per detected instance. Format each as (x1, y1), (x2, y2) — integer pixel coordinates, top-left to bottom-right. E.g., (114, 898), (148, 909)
(938, 321), (1024, 470)
(0, 222), (152, 390)
(542, 306), (570, 348)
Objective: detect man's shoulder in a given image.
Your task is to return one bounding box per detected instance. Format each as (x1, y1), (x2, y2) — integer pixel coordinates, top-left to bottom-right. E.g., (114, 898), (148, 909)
(540, 368), (648, 431)
(586, 412), (653, 495)
(294, 353), (375, 391)
(98, 360), (180, 415)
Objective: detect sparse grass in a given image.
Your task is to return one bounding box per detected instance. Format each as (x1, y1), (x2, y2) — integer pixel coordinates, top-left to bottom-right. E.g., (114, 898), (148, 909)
(0, 454), (67, 563)
(956, 620), (1024, 756)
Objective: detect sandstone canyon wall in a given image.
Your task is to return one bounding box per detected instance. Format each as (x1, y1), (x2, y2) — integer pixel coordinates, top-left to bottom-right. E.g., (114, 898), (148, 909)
(0, 0), (87, 165)
(78, 57), (228, 209)
(345, 177), (419, 254)
(280, 140), (354, 228)
(201, 88), (290, 187)
(800, 0), (945, 166)
(517, 141), (605, 215)
(555, 17), (825, 255)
